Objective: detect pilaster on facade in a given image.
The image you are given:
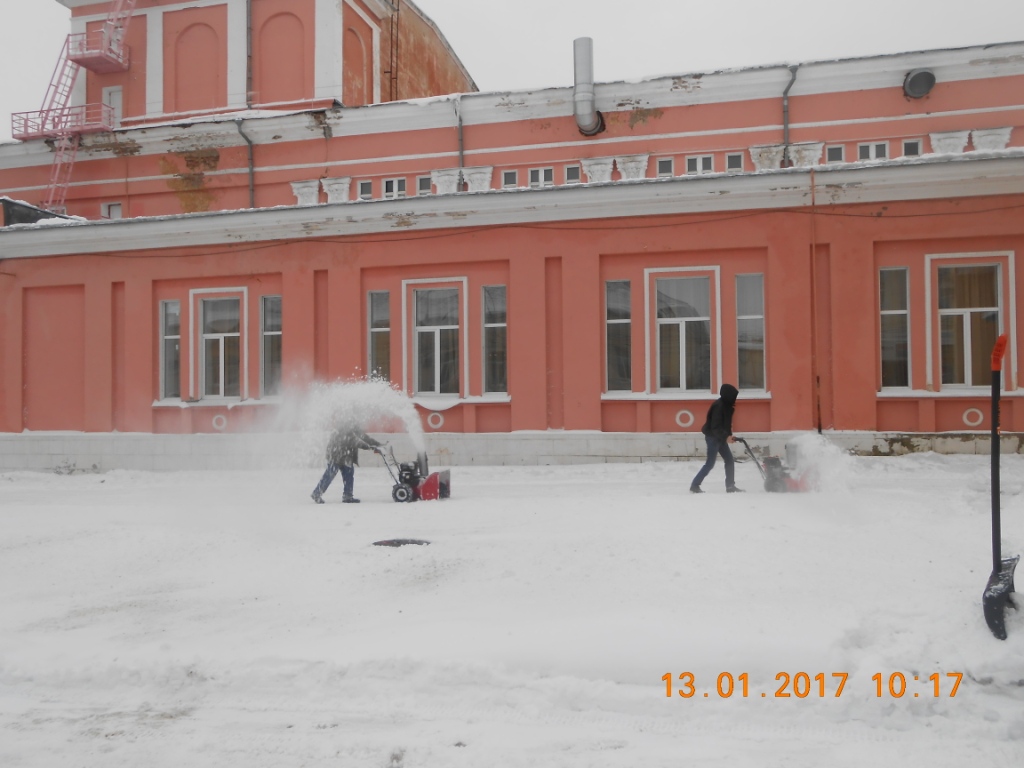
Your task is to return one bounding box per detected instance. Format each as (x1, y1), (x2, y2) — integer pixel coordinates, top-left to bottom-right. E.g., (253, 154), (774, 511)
(321, 177), (352, 203)
(431, 168), (463, 195)
(972, 127), (1012, 151)
(787, 142), (823, 168)
(615, 154), (649, 181)
(315, 0), (345, 101)
(930, 130), (970, 154)
(462, 166), (494, 192)
(290, 180), (320, 206)
(581, 157), (614, 183)
(750, 144), (785, 171)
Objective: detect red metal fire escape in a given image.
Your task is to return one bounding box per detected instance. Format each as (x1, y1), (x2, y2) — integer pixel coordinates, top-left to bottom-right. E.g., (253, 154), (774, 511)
(11, 0), (137, 212)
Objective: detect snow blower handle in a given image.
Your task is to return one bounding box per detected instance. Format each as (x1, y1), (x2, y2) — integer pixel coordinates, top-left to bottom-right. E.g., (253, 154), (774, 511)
(734, 437), (768, 481)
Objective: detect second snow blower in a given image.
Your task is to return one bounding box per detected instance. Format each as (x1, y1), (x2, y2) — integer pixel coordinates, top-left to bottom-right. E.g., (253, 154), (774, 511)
(735, 437), (810, 493)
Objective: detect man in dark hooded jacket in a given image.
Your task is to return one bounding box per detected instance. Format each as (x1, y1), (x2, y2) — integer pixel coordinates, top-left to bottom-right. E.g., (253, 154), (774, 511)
(690, 383), (743, 493)
(311, 420), (384, 504)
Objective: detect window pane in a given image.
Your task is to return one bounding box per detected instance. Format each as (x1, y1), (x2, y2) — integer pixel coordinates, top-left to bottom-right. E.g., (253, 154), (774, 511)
(880, 314), (909, 387)
(224, 336), (240, 397)
(163, 301), (180, 336)
(938, 266), (998, 309)
(203, 298), (239, 334)
(737, 317), (765, 389)
(417, 331), (435, 392)
(971, 310), (1000, 385)
(657, 277), (709, 319)
(940, 315), (965, 384)
(416, 288), (459, 326)
(262, 296), (281, 333)
(684, 320), (712, 390)
(484, 286), (506, 325)
(484, 326), (507, 392)
(439, 328), (459, 394)
(859, 145), (871, 160)
(606, 322), (631, 391)
(606, 281), (630, 321)
(370, 331), (390, 381)
(163, 338), (180, 398)
(369, 291), (390, 329)
(879, 269), (907, 311)
(658, 323), (680, 389)
(263, 335), (282, 395)
(736, 274), (763, 316)
(204, 338), (221, 396)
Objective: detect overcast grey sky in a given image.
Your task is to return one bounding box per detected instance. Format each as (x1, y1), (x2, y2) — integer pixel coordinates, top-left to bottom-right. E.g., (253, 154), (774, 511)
(1, 0), (1021, 142)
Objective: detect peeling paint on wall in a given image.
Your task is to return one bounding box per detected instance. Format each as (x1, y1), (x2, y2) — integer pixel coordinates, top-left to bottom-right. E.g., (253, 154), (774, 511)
(671, 75), (703, 92)
(159, 148), (221, 213)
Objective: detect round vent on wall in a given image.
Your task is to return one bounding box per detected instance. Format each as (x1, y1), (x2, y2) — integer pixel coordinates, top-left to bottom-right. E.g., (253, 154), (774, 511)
(903, 69), (936, 99)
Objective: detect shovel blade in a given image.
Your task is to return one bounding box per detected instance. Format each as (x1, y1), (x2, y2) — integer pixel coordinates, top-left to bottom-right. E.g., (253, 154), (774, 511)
(983, 555), (1020, 640)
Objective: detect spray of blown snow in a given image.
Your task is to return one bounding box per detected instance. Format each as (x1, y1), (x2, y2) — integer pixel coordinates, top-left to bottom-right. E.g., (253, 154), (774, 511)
(264, 378), (426, 468)
(786, 433), (856, 492)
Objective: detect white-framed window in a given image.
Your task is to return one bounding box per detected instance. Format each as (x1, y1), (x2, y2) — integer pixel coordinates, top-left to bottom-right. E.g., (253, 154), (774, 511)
(858, 142), (888, 161)
(529, 167), (554, 187)
(605, 280), (631, 391)
(502, 170), (518, 188)
(160, 301), (181, 399)
(368, 291), (390, 381)
(416, 176), (432, 195)
(384, 178), (406, 199)
(825, 145), (844, 163)
(357, 180), (373, 200)
(656, 158), (674, 177)
(483, 285), (507, 393)
(101, 85), (123, 128)
(879, 268), (910, 389)
(415, 287), (461, 395)
(201, 297), (242, 398)
(937, 264), (1001, 387)
(656, 276), (712, 391)
(101, 202), (123, 219)
(564, 165), (581, 184)
(736, 274), (765, 390)
(726, 153), (744, 172)
(902, 139), (922, 157)
(260, 296), (282, 397)
(685, 155), (713, 175)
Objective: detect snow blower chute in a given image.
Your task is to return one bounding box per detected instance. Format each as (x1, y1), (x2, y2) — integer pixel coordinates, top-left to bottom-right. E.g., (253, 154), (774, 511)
(735, 437), (810, 492)
(374, 446), (451, 503)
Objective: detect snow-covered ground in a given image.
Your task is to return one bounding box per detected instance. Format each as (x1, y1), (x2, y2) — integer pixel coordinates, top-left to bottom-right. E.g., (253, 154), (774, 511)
(2, 437), (1023, 767)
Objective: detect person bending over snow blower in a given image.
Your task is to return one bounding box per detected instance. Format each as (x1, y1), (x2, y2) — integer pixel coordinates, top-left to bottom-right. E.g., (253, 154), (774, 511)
(690, 383), (744, 494)
(311, 419), (384, 504)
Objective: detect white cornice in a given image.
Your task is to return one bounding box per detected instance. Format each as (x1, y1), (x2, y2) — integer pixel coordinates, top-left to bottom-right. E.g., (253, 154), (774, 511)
(2, 154), (1022, 260)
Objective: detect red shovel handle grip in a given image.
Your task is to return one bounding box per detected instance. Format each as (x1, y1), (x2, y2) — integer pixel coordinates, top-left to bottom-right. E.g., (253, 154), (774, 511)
(991, 334), (1008, 372)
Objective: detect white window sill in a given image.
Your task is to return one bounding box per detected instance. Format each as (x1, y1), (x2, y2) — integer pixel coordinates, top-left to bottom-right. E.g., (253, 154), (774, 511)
(152, 398), (274, 408)
(877, 388), (1021, 398)
(412, 394), (511, 410)
(601, 391), (772, 401)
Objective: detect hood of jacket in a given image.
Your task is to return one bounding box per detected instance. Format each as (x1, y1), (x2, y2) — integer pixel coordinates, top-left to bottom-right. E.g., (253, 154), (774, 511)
(720, 383), (739, 406)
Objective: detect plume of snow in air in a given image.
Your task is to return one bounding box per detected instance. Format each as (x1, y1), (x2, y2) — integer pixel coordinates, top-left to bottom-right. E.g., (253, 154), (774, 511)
(262, 378), (426, 467)
(786, 432), (857, 492)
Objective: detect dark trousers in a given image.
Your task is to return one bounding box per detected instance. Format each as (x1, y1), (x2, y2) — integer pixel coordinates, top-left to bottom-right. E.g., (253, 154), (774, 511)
(314, 463), (355, 498)
(691, 435), (735, 490)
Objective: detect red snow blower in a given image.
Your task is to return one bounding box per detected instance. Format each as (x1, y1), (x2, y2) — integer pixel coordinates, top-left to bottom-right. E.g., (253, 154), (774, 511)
(374, 446), (451, 503)
(735, 437), (810, 492)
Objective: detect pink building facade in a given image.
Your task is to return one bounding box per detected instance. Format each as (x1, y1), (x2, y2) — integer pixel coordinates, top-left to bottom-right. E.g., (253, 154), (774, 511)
(1, 2), (1022, 443)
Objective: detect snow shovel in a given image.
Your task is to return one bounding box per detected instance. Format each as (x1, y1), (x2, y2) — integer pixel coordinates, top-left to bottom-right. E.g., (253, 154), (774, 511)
(982, 334), (1018, 640)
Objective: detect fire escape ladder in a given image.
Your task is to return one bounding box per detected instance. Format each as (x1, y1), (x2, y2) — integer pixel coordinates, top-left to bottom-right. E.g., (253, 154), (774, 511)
(14, 0), (139, 210)
(43, 134), (82, 213)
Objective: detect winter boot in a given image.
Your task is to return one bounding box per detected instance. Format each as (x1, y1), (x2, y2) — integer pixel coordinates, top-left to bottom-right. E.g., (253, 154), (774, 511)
(342, 496), (361, 503)
(311, 490), (324, 504)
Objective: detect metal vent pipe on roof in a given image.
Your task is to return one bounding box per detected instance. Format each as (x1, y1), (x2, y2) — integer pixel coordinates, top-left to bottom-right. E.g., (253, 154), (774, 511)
(573, 37), (605, 136)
